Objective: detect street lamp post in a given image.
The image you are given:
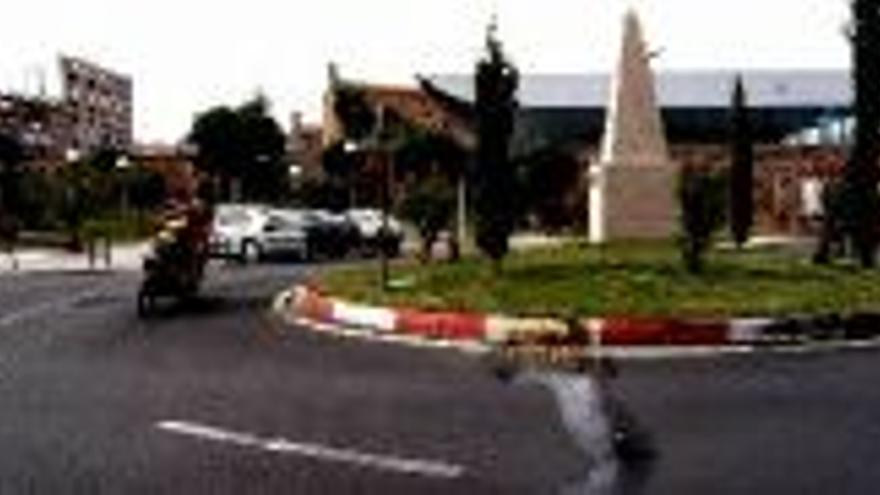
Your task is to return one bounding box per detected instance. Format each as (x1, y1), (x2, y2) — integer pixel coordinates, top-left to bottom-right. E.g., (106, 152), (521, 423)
(104, 154), (132, 268)
(379, 148), (390, 290)
(64, 149), (83, 254)
(116, 155), (131, 215)
(374, 106), (390, 291)
(346, 105), (390, 290)
(343, 141), (359, 208)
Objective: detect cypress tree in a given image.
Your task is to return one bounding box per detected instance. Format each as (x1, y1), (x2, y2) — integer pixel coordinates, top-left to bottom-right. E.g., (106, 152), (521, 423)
(845, 0), (880, 268)
(729, 76), (754, 248)
(474, 24), (519, 274)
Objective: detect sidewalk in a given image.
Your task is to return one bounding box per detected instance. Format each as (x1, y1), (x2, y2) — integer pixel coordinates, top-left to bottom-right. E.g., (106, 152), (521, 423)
(0, 242), (150, 274)
(402, 232), (577, 258)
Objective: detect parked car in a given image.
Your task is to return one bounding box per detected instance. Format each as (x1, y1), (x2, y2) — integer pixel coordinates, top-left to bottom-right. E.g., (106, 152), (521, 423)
(305, 209), (362, 260)
(210, 205), (307, 263)
(346, 208), (404, 257)
(265, 209), (355, 260)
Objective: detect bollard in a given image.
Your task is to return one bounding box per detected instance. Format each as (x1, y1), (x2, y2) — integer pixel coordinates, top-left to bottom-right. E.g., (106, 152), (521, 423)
(87, 238), (96, 270)
(104, 236), (112, 268)
(586, 319), (603, 371)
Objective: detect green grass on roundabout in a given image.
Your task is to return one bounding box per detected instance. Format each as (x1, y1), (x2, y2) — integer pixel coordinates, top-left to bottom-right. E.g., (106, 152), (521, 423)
(319, 241), (880, 318)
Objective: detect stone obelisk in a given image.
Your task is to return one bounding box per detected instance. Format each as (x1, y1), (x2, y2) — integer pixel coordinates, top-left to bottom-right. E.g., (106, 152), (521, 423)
(588, 8), (678, 243)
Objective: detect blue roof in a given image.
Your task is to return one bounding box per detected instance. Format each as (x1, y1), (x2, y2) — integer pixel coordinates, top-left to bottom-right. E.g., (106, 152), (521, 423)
(427, 70), (850, 110)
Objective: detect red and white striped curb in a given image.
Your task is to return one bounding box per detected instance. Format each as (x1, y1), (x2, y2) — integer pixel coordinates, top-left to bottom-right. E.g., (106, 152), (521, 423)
(272, 285), (781, 347)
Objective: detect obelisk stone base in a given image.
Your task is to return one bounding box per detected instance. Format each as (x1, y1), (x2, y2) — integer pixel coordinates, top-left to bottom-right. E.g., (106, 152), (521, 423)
(589, 161), (679, 243)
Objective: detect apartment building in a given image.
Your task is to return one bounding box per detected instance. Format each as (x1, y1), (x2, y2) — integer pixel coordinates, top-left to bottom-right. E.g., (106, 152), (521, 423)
(60, 56), (133, 154)
(287, 111), (324, 179)
(0, 92), (72, 160)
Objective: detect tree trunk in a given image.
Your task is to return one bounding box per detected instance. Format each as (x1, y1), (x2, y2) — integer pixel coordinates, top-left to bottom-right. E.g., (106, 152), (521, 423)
(813, 228), (831, 265)
(683, 241), (703, 274)
(491, 257), (503, 277)
(419, 234), (435, 265)
(447, 236), (460, 263)
(456, 175), (467, 257)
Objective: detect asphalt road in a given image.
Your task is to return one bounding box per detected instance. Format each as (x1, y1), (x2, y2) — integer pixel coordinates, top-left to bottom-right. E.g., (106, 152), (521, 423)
(2, 262), (880, 494)
(0, 264), (587, 494)
(612, 349), (880, 494)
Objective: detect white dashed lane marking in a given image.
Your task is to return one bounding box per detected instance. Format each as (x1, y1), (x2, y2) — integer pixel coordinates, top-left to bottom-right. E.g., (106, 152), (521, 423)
(156, 420), (466, 479)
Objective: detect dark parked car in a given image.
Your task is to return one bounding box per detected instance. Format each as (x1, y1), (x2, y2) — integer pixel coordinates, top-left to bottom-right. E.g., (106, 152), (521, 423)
(307, 210), (361, 259)
(275, 209), (361, 260)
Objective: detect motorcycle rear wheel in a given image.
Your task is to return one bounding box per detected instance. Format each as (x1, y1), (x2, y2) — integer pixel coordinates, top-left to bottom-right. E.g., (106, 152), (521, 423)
(137, 286), (156, 318)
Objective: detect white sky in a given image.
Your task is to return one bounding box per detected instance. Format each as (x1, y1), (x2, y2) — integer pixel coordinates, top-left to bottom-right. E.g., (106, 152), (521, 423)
(0, 0), (851, 144)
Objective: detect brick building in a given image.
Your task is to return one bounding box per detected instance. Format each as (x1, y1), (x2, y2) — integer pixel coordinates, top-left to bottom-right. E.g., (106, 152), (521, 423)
(1, 56), (133, 161)
(321, 64), (854, 235)
(323, 64), (472, 150)
(426, 70), (853, 235)
(60, 56), (133, 154)
(673, 144), (845, 234)
(287, 112), (324, 180)
(319, 65), (474, 208)
(129, 143), (198, 201)
(0, 92), (72, 160)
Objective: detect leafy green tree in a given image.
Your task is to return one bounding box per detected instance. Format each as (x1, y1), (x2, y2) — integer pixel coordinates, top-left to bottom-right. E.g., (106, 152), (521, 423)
(516, 148), (582, 232)
(17, 170), (62, 230)
(59, 159), (101, 250)
(237, 97), (288, 201)
(395, 130), (466, 180)
(398, 174), (456, 263)
(0, 133), (25, 255)
(297, 176), (348, 211)
(679, 167), (727, 274)
(89, 147), (123, 173)
(127, 166), (167, 212)
(79, 148), (124, 213)
(326, 88), (419, 210)
(393, 129), (468, 261)
(189, 106), (242, 199)
(323, 86), (374, 209)
(188, 96), (287, 203)
(327, 79), (470, 264)
(0, 133), (25, 212)
(321, 140), (363, 210)
(729, 76), (754, 248)
(333, 86), (377, 143)
(474, 25), (519, 273)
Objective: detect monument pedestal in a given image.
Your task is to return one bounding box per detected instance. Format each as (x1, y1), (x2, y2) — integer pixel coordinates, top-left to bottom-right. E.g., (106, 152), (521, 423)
(587, 8), (678, 244)
(589, 161), (678, 243)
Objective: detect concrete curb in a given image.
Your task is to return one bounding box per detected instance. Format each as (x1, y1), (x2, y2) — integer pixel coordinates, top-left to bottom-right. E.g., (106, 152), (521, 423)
(0, 242), (149, 275)
(271, 285), (851, 349)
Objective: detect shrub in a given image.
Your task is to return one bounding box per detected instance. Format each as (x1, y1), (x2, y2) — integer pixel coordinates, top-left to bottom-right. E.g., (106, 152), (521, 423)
(678, 167), (727, 274)
(398, 174), (456, 262)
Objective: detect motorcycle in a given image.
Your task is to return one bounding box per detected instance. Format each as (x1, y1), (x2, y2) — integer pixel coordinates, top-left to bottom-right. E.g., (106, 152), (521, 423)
(137, 218), (208, 317)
